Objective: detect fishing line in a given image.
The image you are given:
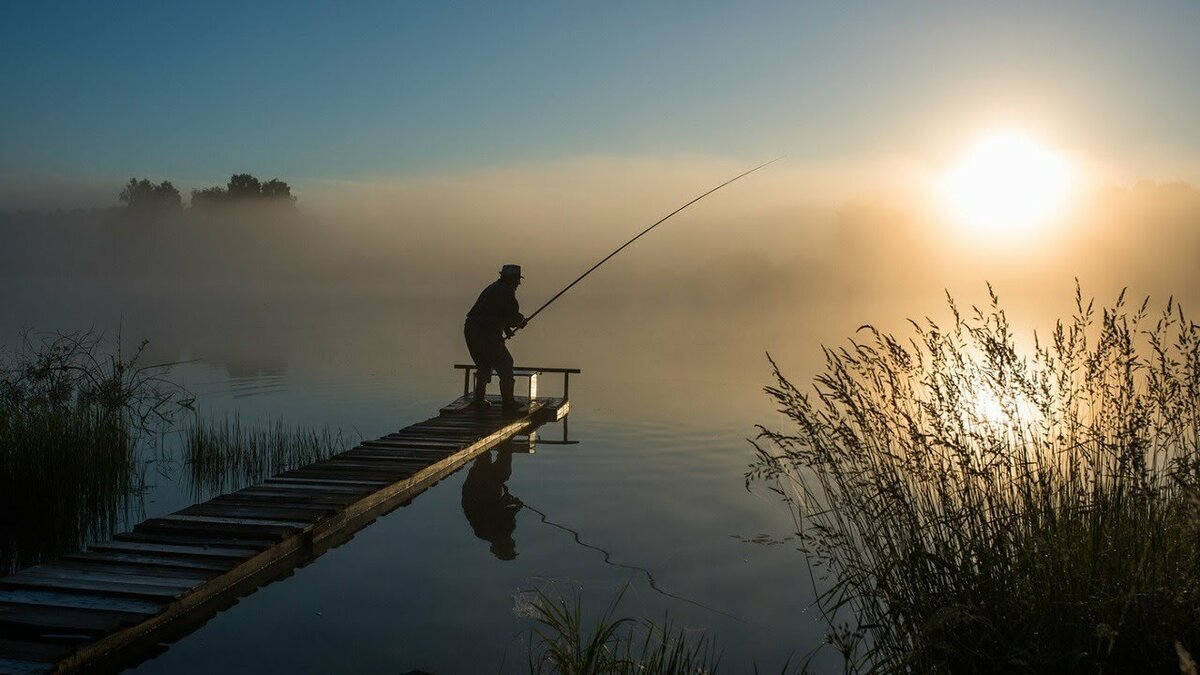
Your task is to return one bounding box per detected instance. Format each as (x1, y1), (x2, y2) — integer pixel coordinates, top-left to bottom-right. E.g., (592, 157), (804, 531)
(514, 156), (785, 333)
(516, 498), (754, 625)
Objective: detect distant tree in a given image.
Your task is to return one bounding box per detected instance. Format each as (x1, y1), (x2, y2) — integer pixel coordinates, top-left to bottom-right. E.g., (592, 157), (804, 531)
(189, 186), (227, 208)
(226, 174), (262, 200)
(187, 173), (298, 208)
(119, 178), (182, 211)
(260, 178), (294, 201)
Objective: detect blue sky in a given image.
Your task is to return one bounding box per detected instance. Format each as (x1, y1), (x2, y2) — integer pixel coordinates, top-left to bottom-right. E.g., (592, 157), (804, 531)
(2, 1), (1199, 203)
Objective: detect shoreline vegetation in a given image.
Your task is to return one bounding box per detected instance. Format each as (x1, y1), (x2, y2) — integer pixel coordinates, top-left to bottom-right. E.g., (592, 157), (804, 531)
(184, 416), (347, 498)
(0, 331), (190, 574)
(0, 330), (346, 574)
(749, 284), (1200, 672)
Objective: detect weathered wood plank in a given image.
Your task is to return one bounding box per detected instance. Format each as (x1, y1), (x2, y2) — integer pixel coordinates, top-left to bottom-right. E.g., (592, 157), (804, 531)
(160, 514), (314, 529)
(250, 480), (376, 493)
(377, 436), (469, 445)
(132, 519), (297, 541)
(0, 601), (147, 636)
(48, 561), (213, 583)
(0, 576), (183, 602)
(0, 590), (163, 615)
(60, 553), (233, 574)
(7, 569), (196, 591)
(112, 532), (276, 552)
(179, 503), (335, 521)
(209, 492), (357, 507)
(89, 542), (257, 560)
(267, 473), (388, 482)
(281, 469), (412, 481)
(227, 486), (364, 500)
(341, 451), (451, 462)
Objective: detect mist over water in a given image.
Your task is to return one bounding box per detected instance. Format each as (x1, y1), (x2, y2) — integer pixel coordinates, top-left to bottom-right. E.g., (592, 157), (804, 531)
(2, 163), (1199, 671)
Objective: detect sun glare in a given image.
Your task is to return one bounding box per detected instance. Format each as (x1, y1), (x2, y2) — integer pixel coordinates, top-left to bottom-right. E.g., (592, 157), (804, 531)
(938, 130), (1074, 238)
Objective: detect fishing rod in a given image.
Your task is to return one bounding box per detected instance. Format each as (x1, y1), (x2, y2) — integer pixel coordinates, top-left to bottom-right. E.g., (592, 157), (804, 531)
(512, 156), (784, 334)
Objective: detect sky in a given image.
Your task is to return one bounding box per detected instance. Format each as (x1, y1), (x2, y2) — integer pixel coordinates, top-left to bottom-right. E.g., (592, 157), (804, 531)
(2, 0), (1200, 208)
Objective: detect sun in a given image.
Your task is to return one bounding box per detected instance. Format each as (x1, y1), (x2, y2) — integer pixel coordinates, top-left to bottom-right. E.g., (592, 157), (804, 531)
(937, 130), (1074, 238)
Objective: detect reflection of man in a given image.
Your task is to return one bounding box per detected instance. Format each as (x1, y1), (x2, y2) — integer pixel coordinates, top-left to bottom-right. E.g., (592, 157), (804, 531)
(464, 264), (527, 412)
(461, 450), (522, 560)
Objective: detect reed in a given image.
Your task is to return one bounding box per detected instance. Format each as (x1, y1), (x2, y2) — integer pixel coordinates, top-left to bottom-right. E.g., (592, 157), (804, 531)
(749, 285), (1200, 672)
(0, 331), (188, 573)
(519, 585), (721, 674)
(184, 415), (348, 497)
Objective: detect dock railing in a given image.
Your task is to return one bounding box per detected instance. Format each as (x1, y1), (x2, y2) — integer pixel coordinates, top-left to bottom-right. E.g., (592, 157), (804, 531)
(454, 364), (580, 401)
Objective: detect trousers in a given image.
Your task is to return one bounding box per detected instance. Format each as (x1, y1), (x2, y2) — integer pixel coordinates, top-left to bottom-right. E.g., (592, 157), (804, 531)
(464, 323), (514, 397)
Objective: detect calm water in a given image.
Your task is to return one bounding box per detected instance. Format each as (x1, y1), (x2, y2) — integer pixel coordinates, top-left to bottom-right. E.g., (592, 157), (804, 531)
(2, 282), (851, 673)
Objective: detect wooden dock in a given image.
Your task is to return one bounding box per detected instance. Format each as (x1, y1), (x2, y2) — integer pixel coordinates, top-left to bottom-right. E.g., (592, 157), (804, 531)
(0, 366), (577, 674)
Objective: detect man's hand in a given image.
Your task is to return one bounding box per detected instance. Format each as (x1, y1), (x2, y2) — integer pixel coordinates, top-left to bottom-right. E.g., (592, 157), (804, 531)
(516, 318), (528, 329)
(503, 327), (516, 339)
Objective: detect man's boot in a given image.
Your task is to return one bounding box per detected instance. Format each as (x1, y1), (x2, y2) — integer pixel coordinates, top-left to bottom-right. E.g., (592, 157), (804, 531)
(499, 378), (520, 414)
(471, 375), (490, 408)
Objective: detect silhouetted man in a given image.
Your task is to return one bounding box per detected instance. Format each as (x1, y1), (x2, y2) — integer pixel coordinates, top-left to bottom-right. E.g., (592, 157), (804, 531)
(461, 449), (522, 560)
(465, 264), (527, 412)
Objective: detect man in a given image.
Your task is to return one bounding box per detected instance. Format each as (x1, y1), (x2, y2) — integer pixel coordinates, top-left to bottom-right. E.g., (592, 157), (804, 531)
(464, 264), (527, 411)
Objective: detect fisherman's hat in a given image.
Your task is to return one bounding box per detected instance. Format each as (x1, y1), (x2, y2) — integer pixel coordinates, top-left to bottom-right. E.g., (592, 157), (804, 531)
(500, 264), (523, 278)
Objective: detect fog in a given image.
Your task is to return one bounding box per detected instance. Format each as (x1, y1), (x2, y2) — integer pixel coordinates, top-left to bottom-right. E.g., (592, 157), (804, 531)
(2, 157), (1198, 420)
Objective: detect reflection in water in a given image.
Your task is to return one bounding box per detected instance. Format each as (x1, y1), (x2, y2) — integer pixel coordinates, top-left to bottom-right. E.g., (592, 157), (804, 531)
(461, 449), (522, 560)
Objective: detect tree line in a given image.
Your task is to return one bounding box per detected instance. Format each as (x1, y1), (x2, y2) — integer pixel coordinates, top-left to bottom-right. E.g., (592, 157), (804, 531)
(119, 174), (295, 211)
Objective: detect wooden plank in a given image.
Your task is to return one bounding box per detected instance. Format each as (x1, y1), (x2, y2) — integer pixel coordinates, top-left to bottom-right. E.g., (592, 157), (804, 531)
(230, 485), (364, 499)
(132, 519), (296, 542)
(180, 503), (335, 521)
(353, 442), (458, 451)
(266, 474), (392, 484)
(0, 601), (147, 635)
(317, 458), (429, 469)
(8, 569), (196, 592)
(248, 480), (374, 494)
(161, 514), (314, 528)
(391, 428), (489, 436)
(88, 542), (257, 561)
(209, 492), (358, 507)
(397, 426), (494, 434)
(376, 437), (475, 445)
(112, 532), (276, 552)
(388, 429), (481, 437)
(356, 440), (460, 449)
(48, 561), (213, 584)
(0, 576), (184, 602)
(0, 590), (163, 615)
(133, 517), (297, 535)
(343, 447), (452, 457)
(60, 553), (233, 574)
(281, 468), (411, 480)
(341, 451), (451, 462)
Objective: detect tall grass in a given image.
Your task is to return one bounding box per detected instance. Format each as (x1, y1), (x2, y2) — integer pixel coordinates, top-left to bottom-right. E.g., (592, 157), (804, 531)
(184, 416), (348, 497)
(749, 285), (1200, 673)
(0, 331), (189, 573)
(517, 585), (721, 674)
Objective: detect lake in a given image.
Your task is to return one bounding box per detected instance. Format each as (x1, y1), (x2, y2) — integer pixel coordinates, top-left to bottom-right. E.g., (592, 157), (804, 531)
(2, 279), (855, 673)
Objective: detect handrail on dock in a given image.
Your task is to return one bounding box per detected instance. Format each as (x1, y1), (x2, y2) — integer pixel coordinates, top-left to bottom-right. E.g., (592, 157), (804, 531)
(453, 364), (580, 400)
